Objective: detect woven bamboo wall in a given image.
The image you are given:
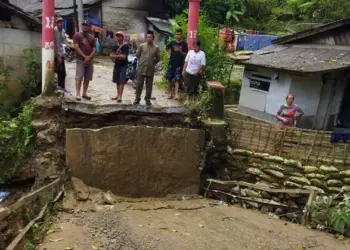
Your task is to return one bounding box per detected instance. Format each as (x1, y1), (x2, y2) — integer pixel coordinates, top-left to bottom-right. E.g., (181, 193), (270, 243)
(227, 118), (350, 164)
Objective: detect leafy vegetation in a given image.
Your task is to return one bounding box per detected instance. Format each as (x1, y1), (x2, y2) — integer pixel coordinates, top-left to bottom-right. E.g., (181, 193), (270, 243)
(0, 50), (41, 117)
(0, 50), (40, 184)
(0, 104), (34, 184)
(164, 11), (238, 117)
(310, 193), (350, 238)
(167, 0), (350, 34)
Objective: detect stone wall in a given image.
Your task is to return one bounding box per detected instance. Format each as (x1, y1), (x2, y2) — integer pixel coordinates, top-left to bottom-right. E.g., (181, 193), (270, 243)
(220, 148), (350, 196)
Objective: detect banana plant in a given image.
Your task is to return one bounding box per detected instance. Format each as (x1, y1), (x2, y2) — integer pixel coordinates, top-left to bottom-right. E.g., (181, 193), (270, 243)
(226, 9), (243, 24)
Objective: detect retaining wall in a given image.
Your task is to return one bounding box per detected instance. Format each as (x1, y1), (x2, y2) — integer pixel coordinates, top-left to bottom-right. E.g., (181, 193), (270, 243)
(220, 148), (350, 196)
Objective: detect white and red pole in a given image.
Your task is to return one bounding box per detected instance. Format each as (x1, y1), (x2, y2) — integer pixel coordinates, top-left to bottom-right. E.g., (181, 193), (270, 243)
(42, 0), (56, 95)
(187, 0), (201, 49)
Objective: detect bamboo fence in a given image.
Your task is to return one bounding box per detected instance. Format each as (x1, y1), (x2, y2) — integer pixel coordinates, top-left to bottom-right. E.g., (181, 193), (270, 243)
(226, 118), (350, 164)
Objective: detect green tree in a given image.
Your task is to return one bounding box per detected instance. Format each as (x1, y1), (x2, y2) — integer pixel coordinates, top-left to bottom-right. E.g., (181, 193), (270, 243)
(167, 0), (350, 34)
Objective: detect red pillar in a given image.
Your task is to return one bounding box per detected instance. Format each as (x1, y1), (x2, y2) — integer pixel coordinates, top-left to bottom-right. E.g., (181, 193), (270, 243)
(187, 0), (201, 49)
(42, 0), (56, 94)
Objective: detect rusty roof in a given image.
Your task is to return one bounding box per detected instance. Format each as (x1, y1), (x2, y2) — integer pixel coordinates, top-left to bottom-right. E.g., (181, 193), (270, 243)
(273, 17), (350, 45)
(237, 44), (350, 73)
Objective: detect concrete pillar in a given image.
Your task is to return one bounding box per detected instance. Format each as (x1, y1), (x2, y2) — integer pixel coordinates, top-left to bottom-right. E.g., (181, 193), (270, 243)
(187, 0), (201, 49)
(206, 81), (226, 119)
(77, 0), (84, 32)
(41, 0), (56, 95)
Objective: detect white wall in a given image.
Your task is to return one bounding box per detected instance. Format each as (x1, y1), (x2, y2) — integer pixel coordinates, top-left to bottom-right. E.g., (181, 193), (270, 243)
(239, 66), (324, 128)
(239, 67), (291, 117)
(0, 28), (41, 98)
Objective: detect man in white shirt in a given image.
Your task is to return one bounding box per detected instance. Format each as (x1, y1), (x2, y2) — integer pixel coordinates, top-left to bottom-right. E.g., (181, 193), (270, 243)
(182, 41), (206, 103)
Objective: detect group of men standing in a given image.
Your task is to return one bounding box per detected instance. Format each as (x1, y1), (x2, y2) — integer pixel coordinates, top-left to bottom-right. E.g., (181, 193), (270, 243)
(110, 30), (161, 106)
(54, 17), (206, 106)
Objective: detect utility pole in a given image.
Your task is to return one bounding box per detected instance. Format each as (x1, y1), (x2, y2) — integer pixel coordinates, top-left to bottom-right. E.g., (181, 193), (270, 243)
(73, 0), (78, 32)
(42, 0), (56, 95)
(77, 0), (84, 32)
(187, 0), (201, 49)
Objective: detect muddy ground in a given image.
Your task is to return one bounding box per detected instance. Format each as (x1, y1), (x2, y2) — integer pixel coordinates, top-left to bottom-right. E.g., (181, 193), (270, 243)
(39, 196), (349, 250)
(37, 178), (348, 250)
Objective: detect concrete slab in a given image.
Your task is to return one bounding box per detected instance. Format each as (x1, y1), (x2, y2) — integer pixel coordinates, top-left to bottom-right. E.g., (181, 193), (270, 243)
(66, 125), (205, 197)
(62, 100), (187, 115)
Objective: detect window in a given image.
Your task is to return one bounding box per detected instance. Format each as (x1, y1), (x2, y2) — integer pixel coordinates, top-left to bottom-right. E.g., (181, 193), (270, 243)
(0, 7), (11, 22)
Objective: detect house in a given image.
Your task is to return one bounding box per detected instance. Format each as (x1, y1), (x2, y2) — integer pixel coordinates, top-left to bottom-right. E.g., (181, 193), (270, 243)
(11, 0), (102, 38)
(0, 0), (41, 98)
(147, 17), (174, 49)
(236, 17), (350, 131)
(11, 0), (171, 44)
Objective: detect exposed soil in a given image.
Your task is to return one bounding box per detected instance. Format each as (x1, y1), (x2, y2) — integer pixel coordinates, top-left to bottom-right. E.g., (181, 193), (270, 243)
(38, 196), (349, 250)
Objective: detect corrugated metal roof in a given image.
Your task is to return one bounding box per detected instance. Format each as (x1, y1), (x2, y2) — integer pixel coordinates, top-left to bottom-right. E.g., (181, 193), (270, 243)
(24, 0), (99, 13)
(0, 1), (41, 26)
(274, 17), (350, 45)
(237, 44), (350, 73)
(146, 17), (172, 33)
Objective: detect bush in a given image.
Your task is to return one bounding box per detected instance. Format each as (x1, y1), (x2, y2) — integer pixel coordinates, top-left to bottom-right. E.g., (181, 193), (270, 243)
(0, 50), (39, 183)
(0, 50), (41, 117)
(0, 104), (34, 184)
(310, 193), (350, 238)
(165, 10), (240, 117)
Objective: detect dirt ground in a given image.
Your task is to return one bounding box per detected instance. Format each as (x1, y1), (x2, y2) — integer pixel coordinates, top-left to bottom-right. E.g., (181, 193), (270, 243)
(38, 195), (349, 250)
(64, 58), (179, 107)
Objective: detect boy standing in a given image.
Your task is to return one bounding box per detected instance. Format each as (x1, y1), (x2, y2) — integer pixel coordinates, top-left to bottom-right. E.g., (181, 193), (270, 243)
(166, 29), (188, 100)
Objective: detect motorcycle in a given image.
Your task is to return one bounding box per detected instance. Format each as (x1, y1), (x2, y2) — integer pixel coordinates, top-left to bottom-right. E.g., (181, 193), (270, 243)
(64, 35), (75, 62)
(126, 53), (138, 89)
(64, 45), (75, 62)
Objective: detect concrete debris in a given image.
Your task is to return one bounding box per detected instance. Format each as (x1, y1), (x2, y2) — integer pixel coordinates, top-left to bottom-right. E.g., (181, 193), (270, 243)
(103, 191), (116, 205)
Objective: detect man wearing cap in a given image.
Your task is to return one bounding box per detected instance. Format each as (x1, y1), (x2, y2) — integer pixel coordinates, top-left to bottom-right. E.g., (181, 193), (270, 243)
(54, 17), (68, 92)
(73, 20), (96, 101)
(110, 31), (129, 102)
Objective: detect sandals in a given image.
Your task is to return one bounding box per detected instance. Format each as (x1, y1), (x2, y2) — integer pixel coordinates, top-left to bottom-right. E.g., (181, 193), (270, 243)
(76, 97), (81, 101)
(111, 96), (122, 103)
(82, 95), (91, 101)
(167, 96), (173, 99)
